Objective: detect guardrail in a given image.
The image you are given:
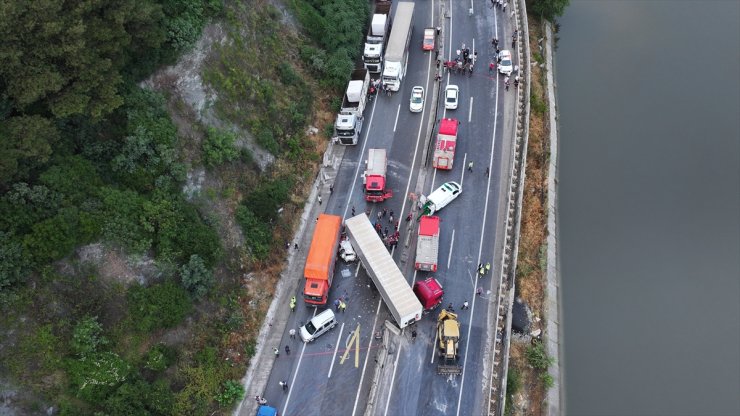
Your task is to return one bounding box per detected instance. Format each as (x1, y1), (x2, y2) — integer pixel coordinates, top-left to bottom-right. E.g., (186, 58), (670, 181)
(487, 0), (532, 413)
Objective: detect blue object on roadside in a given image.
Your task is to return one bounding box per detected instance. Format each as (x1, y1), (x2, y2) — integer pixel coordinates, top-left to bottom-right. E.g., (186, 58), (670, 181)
(257, 404), (278, 416)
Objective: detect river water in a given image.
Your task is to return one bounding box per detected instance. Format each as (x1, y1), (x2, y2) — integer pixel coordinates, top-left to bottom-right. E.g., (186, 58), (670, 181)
(555, 1), (740, 415)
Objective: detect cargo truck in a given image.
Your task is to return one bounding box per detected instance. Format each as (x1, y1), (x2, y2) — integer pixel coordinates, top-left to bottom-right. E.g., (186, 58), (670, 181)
(415, 215), (440, 271)
(345, 214), (423, 328)
(433, 118), (459, 170)
(363, 1), (392, 73)
(363, 148), (393, 202)
(303, 214), (352, 305)
(382, 2), (414, 92)
(334, 68), (370, 145)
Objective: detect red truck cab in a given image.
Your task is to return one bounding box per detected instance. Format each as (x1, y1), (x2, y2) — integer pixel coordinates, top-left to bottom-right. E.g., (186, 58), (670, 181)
(413, 277), (444, 310)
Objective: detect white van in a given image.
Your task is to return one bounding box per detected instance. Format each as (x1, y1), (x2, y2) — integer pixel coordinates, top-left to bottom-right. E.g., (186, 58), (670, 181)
(300, 309), (338, 342)
(420, 181), (462, 215)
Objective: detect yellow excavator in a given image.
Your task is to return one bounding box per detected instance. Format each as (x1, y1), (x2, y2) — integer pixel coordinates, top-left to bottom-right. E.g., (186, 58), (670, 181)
(437, 309), (462, 375)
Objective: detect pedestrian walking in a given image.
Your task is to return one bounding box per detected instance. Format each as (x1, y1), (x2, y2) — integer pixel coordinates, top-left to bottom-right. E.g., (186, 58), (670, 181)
(351, 206), (356, 216)
(462, 301), (469, 310)
(486, 262), (491, 274)
(510, 9), (516, 19)
(377, 211), (382, 220)
(389, 214), (394, 224)
(294, 243), (298, 250)
(468, 161), (474, 172)
(489, 62), (495, 74)
(285, 345), (291, 355)
(502, 1), (507, 12)
(329, 185), (333, 194)
(334, 298), (340, 311)
(273, 347), (280, 358)
(514, 76), (520, 88)
(279, 381), (288, 391)
(505, 79), (510, 91)
(339, 300), (346, 313)
(318, 195), (322, 205)
(476, 286), (483, 296)
(290, 295), (296, 312)
(485, 166), (490, 177)
(406, 213), (413, 222)
(289, 328), (296, 339)
(384, 227), (389, 236)
(411, 329), (417, 341)
(382, 208), (388, 217)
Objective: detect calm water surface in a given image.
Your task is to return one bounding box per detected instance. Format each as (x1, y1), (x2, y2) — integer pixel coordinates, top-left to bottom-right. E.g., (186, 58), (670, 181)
(556, 1), (740, 415)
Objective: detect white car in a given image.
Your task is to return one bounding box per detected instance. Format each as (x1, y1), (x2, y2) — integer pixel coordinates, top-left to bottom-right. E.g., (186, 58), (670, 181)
(498, 50), (513, 75)
(444, 85), (459, 110)
(421, 181), (462, 215)
(409, 86), (424, 113)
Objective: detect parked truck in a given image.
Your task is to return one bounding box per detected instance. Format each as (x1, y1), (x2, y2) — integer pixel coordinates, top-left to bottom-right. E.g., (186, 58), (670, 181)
(437, 310), (463, 375)
(334, 68), (370, 145)
(382, 2), (414, 92)
(363, 148), (393, 202)
(433, 118), (459, 170)
(363, 1), (392, 73)
(345, 214), (423, 328)
(303, 214), (353, 305)
(415, 215), (440, 271)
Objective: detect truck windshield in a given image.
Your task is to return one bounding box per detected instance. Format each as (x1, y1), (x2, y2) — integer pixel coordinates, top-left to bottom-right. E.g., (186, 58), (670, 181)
(337, 129), (355, 137)
(366, 189), (384, 196)
(304, 322), (317, 335)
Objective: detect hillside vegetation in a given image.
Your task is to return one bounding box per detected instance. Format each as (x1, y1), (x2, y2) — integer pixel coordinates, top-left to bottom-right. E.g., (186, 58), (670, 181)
(0, 0), (367, 414)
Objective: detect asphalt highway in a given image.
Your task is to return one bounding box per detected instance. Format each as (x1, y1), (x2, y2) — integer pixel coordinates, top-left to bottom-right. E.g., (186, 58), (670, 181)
(260, 1), (517, 414)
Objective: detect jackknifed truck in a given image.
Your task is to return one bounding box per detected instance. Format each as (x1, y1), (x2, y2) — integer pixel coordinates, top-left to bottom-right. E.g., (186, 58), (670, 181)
(334, 68), (370, 145)
(363, 1), (392, 73)
(345, 214), (423, 328)
(363, 148), (393, 202)
(415, 215), (440, 272)
(382, 2), (414, 91)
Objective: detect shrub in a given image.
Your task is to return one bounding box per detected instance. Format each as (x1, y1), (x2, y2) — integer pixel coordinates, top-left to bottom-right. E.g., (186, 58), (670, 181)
(71, 316), (108, 357)
(202, 127), (239, 167)
(127, 281), (192, 332)
(66, 351), (131, 401)
(525, 340), (554, 370)
(0, 182), (61, 235)
(103, 378), (174, 416)
(214, 380), (244, 407)
(235, 206), (272, 260)
(540, 372), (555, 388)
(180, 254), (214, 299)
(99, 187), (152, 254)
(23, 207), (90, 264)
(144, 344), (177, 372)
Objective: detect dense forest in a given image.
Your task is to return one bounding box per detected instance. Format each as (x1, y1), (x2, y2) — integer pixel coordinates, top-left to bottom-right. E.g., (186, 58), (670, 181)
(0, 0), (368, 414)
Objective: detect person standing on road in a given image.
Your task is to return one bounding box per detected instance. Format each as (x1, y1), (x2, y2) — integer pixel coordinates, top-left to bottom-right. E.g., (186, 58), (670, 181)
(411, 329), (417, 341)
(339, 300), (346, 313)
(289, 328), (296, 339)
(462, 301), (469, 310)
(285, 345), (291, 355)
(318, 195), (322, 205)
(334, 298), (340, 311)
(279, 381), (288, 391)
(468, 161), (474, 172)
(273, 347), (280, 358)
(486, 262), (491, 274)
(486, 166), (490, 177)
(351, 206), (356, 216)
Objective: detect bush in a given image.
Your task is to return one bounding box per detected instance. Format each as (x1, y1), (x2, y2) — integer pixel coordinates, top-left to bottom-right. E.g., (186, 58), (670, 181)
(235, 206), (272, 260)
(244, 178), (292, 222)
(127, 281), (193, 332)
(525, 340), (554, 370)
(71, 316), (108, 357)
(23, 207), (92, 264)
(532, 0), (570, 22)
(0, 182), (61, 235)
(103, 378), (174, 416)
(540, 372), (555, 388)
(202, 127), (239, 167)
(214, 380), (244, 407)
(99, 187), (152, 254)
(66, 351), (131, 401)
(180, 254), (214, 299)
(145, 344), (177, 372)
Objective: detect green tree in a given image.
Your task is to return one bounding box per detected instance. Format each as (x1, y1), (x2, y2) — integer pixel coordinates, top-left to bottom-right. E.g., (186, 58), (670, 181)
(0, 232), (29, 290)
(0, 115), (60, 186)
(202, 127), (239, 167)
(103, 378), (174, 416)
(214, 380), (244, 407)
(66, 351), (131, 401)
(531, 0), (570, 21)
(180, 254), (214, 299)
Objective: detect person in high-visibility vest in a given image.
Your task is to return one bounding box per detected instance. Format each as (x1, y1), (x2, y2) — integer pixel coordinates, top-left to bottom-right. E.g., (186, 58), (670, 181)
(290, 296), (296, 312)
(485, 262), (491, 274)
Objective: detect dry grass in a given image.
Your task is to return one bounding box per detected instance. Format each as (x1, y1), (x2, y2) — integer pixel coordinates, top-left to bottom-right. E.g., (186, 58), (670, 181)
(507, 19), (550, 416)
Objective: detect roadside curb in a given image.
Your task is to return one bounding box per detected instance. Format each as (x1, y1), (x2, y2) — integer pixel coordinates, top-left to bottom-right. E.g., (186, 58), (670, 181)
(542, 20), (564, 416)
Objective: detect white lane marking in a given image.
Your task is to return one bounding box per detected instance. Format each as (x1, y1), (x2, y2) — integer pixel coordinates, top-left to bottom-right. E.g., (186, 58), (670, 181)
(342, 94), (380, 220)
(327, 322), (346, 378)
(469, 97), (474, 122)
(447, 229), (455, 269)
(382, 342), (404, 416)
(430, 168), (438, 195)
(431, 326), (439, 363)
(456, 9), (502, 416)
(470, 0), (474, 14)
(350, 298), (382, 416)
(281, 306), (317, 414)
(460, 152), (468, 188)
(393, 104), (401, 132)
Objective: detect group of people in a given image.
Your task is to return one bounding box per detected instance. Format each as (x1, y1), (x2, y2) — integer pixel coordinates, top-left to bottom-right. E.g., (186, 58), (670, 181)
(369, 78), (391, 98)
(477, 262), (492, 276)
(373, 207), (401, 249)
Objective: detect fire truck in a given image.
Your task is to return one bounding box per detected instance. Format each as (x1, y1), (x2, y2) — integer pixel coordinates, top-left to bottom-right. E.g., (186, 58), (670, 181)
(432, 118), (459, 170)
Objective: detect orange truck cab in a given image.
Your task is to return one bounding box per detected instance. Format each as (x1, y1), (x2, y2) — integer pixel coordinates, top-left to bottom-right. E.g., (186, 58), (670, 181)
(303, 214), (342, 305)
(413, 277), (444, 310)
